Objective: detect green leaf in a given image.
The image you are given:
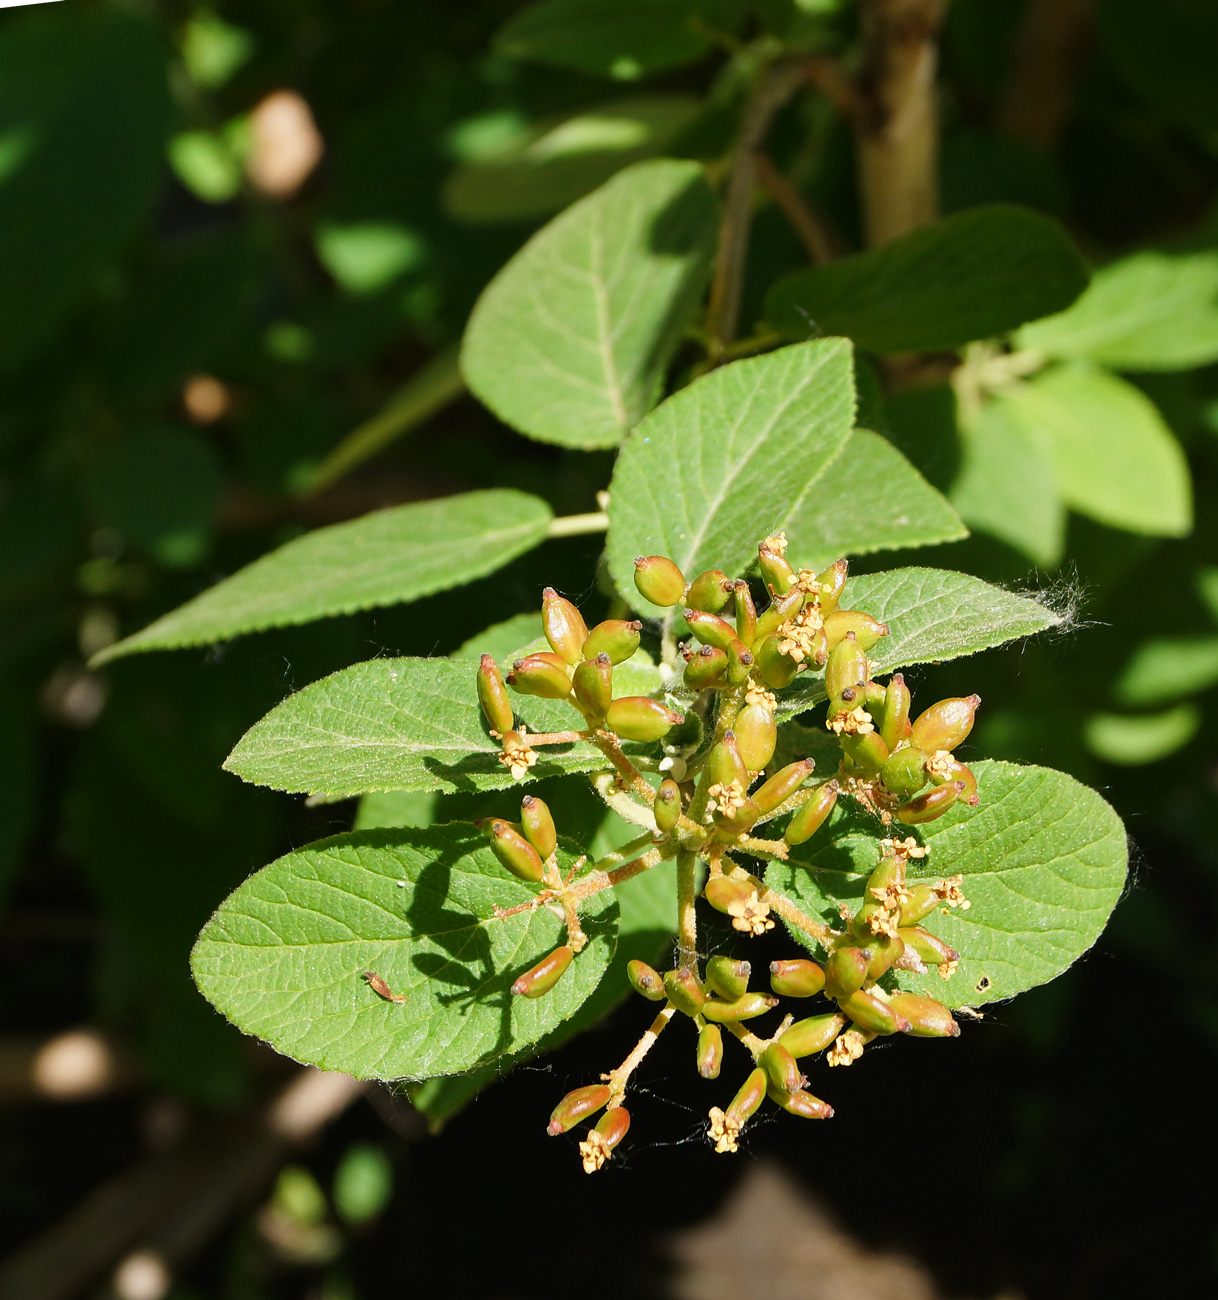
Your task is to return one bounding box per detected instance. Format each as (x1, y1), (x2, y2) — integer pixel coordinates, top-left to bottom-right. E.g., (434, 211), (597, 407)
(461, 159), (718, 449)
(764, 205), (1089, 354)
(93, 489), (553, 664)
(951, 390), (1065, 567)
(606, 340), (856, 611)
(783, 428), (967, 571)
(1115, 636), (1218, 707)
(444, 96), (701, 224)
(495, 0), (713, 79)
(1000, 366), (1192, 538)
(766, 760), (1127, 1008)
(224, 657), (606, 799)
(1084, 705), (1201, 766)
(0, 8), (172, 365)
(191, 824), (618, 1080)
(1016, 249), (1218, 373)
(774, 567), (1061, 719)
(452, 612), (545, 665)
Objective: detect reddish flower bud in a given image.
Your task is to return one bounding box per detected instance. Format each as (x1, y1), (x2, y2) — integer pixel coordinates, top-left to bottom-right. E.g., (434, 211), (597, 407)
(927, 754), (979, 804)
(476, 654), (514, 735)
(780, 1012), (848, 1058)
(701, 992), (778, 1022)
(697, 1023), (724, 1079)
(725, 1067), (768, 1128)
(478, 817), (545, 883)
(898, 925), (959, 967)
(733, 581), (757, 647)
(548, 1084), (611, 1135)
(896, 781), (964, 824)
(707, 732), (749, 788)
(683, 608), (737, 652)
(604, 696), (683, 743)
(513, 944), (573, 997)
(627, 959), (666, 1001)
(542, 587), (588, 665)
(769, 958), (825, 998)
(911, 694), (981, 753)
(859, 934), (905, 981)
(753, 634), (799, 689)
(760, 1041), (805, 1094)
(888, 991), (960, 1038)
(769, 1085), (834, 1119)
(663, 966), (706, 1016)
(519, 795), (557, 860)
(735, 703), (777, 772)
(634, 555), (685, 607)
(572, 653), (612, 722)
(654, 778), (681, 833)
(839, 728), (890, 775)
(784, 780), (839, 846)
(703, 875), (756, 917)
(508, 653), (572, 700)
(591, 1104), (630, 1150)
(706, 956), (751, 1000)
(713, 796), (760, 836)
(687, 569), (733, 614)
(838, 989), (909, 1035)
(582, 619), (642, 664)
(824, 609), (889, 652)
(684, 643), (728, 691)
(824, 946), (870, 1000)
(882, 744), (927, 798)
(753, 759), (815, 814)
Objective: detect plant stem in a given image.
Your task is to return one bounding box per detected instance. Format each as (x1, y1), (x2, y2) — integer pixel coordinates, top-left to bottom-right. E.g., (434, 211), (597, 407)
(677, 849), (698, 970)
(754, 153), (836, 266)
(547, 510), (609, 539)
(607, 1004), (677, 1103)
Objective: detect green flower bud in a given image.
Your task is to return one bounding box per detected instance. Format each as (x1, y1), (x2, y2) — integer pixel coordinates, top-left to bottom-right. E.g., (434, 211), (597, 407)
(664, 966), (706, 1017)
(824, 609), (889, 652)
(634, 555), (685, 607)
(888, 991), (960, 1037)
(825, 631), (868, 702)
(684, 643), (728, 691)
(760, 1041), (804, 1094)
(519, 795), (557, 859)
(753, 634), (799, 689)
(911, 694), (981, 753)
(702, 991), (779, 1023)
(753, 759), (815, 814)
(708, 732), (748, 788)
(512, 944), (573, 997)
(814, 559), (848, 615)
(725, 1067), (768, 1128)
(850, 851), (907, 940)
(572, 653), (613, 723)
(899, 886), (941, 928)
(703, 875), (756, 917)
(697, 1023), (724, 1079)
(839, 728), (890, 774)
(927, 753), (979, 804)
(877, 672), (911, 751)
(654, 778), (681, 833)
(758, 544), (797, 597)
(780, 1012), (848, 1058)
(508, 653), (572, 701)
(898, 924), (959, 967)
(706, 956), (751, 1000)
(627, 959), (667, 1001)
(882, 744), (927, 798)
(858, 933), (905, 981)
(478, 817), (545, 883)
(784, 780), (839, 845)
(683, 608), (738, 653)
(548, 1084), (611, 1135)
(769, 958), (825, 998)
(896, 781), (964, 824)
(605, 696), (683, 743)
(838, 989), (909, 1035)
(754, 586), (804, 643)
(582, 619), (642, 664)
(687, 569), (733, 614)
(824, 946), (870, 1000)
(542, 587), (588, 665)
(724, 638), (755, 687)
(476, 654), (514, 735)
(735, 703), (777, 771)
(768, 1085), (834, 1120)
(733, 581), (757, 647)
(713, 796), (760, 836)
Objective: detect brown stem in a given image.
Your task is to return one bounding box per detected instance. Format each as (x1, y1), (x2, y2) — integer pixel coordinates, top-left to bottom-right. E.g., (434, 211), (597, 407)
(606, 1004), (677, 1103)
(855, 0), (945, 246)
(754, 153), (837, 266)
(997, 0), (1094, 150)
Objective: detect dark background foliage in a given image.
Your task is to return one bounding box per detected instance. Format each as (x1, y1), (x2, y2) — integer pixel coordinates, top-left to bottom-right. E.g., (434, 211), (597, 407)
(1, 1), (1215, 1297)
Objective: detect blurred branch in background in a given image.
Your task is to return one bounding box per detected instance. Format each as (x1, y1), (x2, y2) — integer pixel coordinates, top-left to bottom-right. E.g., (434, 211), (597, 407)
(998, 0), (1094, 151)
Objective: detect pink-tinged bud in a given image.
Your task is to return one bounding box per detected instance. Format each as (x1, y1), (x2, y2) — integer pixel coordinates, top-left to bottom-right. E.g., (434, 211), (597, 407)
(582, 619), (642, 664)
(706, 956), (751, 1000)
(734, 703), (777, 772)
(627, 959), (666, 1001)
(733, 581), (757, 646)
(858, 934), (905, 981)
(703, 875), (756, 916)
(725, 1067), (768, 1128)
(888, 992), (960, 1038)
(814, 559), (848, 614)
(663, 966), (706, 1016)
(780, 1012), (848, 1058)
(760, 1041), (804, 1094)
(547, 1083), (611, 1135)
(753, 759), (815, 814)
(697, 1023), (724, 1079)
(592, 1105), (630, 1150)
(683, 608), (737, 652)
(572, 653), (612, 722)
(824, 946), (870, 1000)
(784, 780), (838, 846)
(478, 817), (545, 883)
(634, 555), (686, 607)
(708, 732), (749, 788)
(654, 778), (681, 833)
(838, 989), (909, 1035)
(684, 643), (728, 691)
(508, 653), (572, 700)
(882, 744), (927, 798)
(476, 654), (514, 735)
(687, 569), (733, 614)
(898, 924), (959, 966)
(769, 959), (825, 998)
(877, 673), (911, 751)
(753, 634), (799, 689)
(604, 696), (683, 743)
(519, 795), (557, 859)
(542, 587), (588, 665)
(825, 631), (868, 702)
(701, 992), (778, 1023)
(927, 754), (979, 804)
(758, 545), (796, 596)
(896, 781), (964, 824)
(824, 609), (889, 652)
(769, 1085), (834, 1119)
(911, 694), (981, 753)
(754, 586), (804, 642)
(513, 944), (573, 997)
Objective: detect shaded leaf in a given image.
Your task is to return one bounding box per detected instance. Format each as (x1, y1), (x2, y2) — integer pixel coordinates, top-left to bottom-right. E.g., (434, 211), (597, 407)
(192, 825), (618, 1080)
(1085, 706), (1201, 766)
(1115, 636), (1218, 707)
(461, 159), (717, 448)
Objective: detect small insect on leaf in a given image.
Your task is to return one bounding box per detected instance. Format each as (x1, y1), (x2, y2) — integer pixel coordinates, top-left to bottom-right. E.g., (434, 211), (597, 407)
(363, 971), (409, 1004)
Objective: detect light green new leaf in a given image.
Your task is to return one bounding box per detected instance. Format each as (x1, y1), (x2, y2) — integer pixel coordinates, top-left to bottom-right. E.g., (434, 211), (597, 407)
(951, 391), (1065, 567)
(224, 657), (606, 799)
(774, 567), (1060, 719)
(1085, 705), (1200, 766)
(1017, 250), (1218, 372)
(462, 159), (717, 448)
(191, 825), (618, 1080)
(766, 760), (1126, 1008)
(1115, 635), (1218, 707)
(444, 96), (701, 224)
(94, 490), (553, 664)
(606, 340), (856, 612)
(764, 205), (1088, 354)
(783, 428), (967, 571)
(1002, 366), (1192, 538)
